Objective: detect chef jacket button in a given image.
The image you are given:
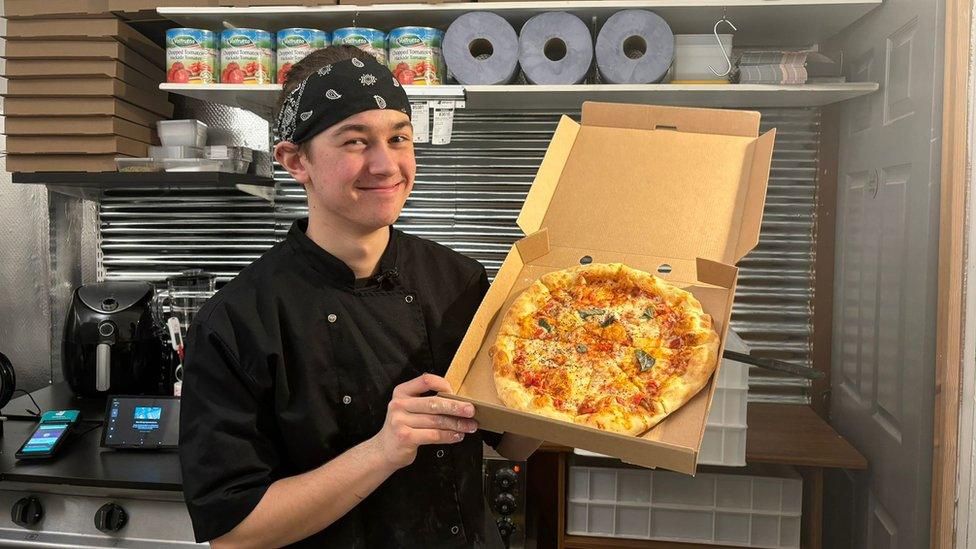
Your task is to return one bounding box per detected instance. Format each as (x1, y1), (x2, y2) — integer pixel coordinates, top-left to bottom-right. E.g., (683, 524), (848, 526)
(405, 295), (414, 303)
(450, 525), (459, 535)
(342, 395), (352, 405)
(436, 449), (445, 458)
(327, 313), (337, 323)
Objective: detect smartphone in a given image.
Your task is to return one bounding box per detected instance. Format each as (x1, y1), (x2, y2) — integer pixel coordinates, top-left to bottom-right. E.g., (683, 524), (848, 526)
(15, 422), (71, 460)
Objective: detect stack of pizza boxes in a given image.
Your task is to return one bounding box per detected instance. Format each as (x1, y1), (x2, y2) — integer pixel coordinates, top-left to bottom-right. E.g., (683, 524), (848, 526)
(0, 3), (173, 172)
(445, 102), (775, 474)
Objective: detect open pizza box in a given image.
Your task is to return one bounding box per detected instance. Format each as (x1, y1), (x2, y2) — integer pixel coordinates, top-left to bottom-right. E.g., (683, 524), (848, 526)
(443, 102), (775, 474)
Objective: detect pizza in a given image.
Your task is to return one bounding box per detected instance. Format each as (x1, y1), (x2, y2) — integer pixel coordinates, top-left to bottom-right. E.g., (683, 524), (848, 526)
(490, 263), (720, 435)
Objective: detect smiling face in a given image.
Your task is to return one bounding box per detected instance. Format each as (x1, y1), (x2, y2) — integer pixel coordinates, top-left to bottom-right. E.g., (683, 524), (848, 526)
(275, 109), (415, 234)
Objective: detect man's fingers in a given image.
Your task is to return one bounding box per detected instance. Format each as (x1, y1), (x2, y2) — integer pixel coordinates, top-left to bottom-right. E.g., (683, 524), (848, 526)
(392, 373), (453, 398)
(396, 396), (475, 418)
(410, 429), (466, 446)
(398, 413), (479, 433)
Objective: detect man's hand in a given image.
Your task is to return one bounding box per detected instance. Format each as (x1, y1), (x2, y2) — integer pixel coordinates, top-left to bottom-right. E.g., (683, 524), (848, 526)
(371, 374), (478, 470)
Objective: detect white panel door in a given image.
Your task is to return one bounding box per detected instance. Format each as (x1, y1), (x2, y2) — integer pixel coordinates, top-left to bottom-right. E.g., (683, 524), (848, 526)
(827, 0), (944, 547)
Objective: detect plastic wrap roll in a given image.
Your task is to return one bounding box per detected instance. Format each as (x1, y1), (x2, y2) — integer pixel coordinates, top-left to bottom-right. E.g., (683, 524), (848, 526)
(444, 12), (519, 85)
(518, 12), (593, 85)
(596, 10), (674, 84)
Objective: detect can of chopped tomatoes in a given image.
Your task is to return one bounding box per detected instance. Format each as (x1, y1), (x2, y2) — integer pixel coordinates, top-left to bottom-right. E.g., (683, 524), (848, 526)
(387, 26), (445, 86)
(166, 28), (217, 84)
(220, 28), (274, 85)
(332, 27), (387, 66)
(276, 28), (329, 84)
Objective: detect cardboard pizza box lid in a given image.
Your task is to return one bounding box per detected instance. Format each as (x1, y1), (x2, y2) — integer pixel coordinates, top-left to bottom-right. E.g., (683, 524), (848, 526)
(6, 134), (148, 156)
(1, 57), (165, 83)
(6, 154), (123, 173)
(1, 0), (110, 18)
(1, 18), (163, 64)
(110, 0), (218, 11)
(1, 66), (160, 92)
(1, 77), (174, 117)
(517, 102), (775, 265)
(1, 116), (156, 143)
(3, 38), (164, 69)
(3, 97), (165, 127)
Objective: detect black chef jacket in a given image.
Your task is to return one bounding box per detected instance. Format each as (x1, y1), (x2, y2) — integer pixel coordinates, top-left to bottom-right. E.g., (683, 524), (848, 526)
(179, 218), (500, 548)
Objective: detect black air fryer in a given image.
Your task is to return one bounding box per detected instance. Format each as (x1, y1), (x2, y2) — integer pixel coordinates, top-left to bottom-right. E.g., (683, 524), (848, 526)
(62, 282), (166, 397)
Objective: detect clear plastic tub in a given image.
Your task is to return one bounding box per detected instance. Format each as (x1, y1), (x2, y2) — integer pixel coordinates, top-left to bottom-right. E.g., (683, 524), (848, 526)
(673, 34), (733, 81)
(157, 119), (208, 148)
(116, 157), (161, 172)
(204, 145), (253, 162)
(149, 145), (204, 160)
(162, 158), (250, 173)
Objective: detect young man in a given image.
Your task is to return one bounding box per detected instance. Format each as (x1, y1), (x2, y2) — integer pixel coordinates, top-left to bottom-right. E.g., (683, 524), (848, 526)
(179, 46), (539, 548)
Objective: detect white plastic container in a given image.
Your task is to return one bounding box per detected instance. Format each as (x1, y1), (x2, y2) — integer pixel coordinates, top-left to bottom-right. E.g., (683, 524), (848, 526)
(115, 157), (161, 172)
(204, 145), (253, 162)
(157, 120), (208, 148)
(567, 465), (802, 548)
(673, 34), (733, 81)
(698, 329), (750, 466)
(149, 145), (203, 160)
(163, 158), (250, 174)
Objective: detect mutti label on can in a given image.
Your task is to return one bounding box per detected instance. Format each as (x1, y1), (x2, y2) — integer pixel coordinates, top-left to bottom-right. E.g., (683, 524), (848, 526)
(332, 27), (386, 66)
(276, 28), (329, 84)
(220, 28), (274, 85)
(166, 28), (217, 84)
(387, 27), (445, 86)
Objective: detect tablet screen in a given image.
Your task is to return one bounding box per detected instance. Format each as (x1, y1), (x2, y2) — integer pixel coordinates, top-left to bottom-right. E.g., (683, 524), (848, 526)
(102, 396), (180, 449)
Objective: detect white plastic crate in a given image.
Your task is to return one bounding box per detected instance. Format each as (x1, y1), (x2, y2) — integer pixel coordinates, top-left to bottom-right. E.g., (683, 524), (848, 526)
(699, 329), (751, 466)
(576, 329), (751, 466)
(567, 465), (802, 548)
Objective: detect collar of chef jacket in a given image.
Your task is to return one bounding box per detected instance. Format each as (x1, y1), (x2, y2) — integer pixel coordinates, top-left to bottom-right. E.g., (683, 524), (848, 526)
(286, 217), (400, 289)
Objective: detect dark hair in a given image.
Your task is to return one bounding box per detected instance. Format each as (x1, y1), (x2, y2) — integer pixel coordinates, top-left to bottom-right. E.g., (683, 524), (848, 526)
(274, 45), (375, 120)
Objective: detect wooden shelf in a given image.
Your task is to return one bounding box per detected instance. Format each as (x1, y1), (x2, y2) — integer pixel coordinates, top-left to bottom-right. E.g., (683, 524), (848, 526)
(161, 82), (879, 115)
(11, 171), (276, 202)
(158, 0), (882, 47)
(744, 402), (866, 470)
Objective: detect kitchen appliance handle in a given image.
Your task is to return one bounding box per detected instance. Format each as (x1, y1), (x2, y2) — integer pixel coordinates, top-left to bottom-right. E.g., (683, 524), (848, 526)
(96, 343), (111, 392)
(722, 349), (825, 380)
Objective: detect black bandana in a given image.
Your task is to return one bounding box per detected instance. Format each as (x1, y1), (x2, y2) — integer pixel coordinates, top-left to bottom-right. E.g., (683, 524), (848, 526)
(272, 55), (410, 145)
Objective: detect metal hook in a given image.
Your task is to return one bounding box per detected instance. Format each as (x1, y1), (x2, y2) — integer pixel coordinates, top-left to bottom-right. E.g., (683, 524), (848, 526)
(707, 8), (738, 78)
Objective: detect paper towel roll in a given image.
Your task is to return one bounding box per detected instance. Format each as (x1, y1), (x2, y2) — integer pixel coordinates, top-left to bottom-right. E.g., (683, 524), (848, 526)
(596, 10), (674, 84)
(518, 12), (593, 85)
(444, 12), (519, 85)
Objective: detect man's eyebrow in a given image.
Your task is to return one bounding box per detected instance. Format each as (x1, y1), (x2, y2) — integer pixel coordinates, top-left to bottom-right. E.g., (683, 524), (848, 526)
(332, 124), (370, 135)
(332, 120), (412, 135)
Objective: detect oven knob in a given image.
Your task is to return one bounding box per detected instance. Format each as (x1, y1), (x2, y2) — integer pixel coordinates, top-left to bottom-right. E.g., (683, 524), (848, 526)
(496, 517), (516, 541)
(94, 503), (127, 533)
(493, 492), (516, 515)
(11, 496), (43, 527)
(494, 467), (517, 490)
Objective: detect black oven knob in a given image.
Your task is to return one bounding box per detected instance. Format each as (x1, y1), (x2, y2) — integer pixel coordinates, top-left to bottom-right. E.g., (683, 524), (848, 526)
(94, 503), (127, 533)
(496, 516), (516, 540)
(493, 492), (516, 515)
(11, 496), (43, 527)
(494, 467), (517, 490)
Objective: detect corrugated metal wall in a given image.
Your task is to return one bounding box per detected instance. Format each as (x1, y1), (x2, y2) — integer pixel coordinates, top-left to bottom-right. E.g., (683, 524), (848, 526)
(100, 106), (819, 403)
